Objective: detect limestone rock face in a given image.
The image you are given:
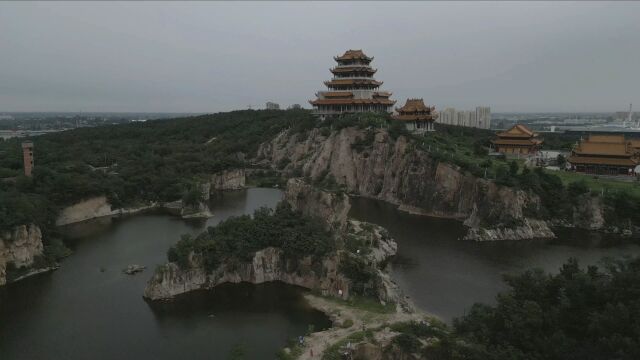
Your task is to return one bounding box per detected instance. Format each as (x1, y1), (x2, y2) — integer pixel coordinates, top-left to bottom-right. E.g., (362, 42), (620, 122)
(258, 127), (554, 241)
(285, 178), (351, 231)
(0, 224), (45, 286)
(56, 196), (159, 225)
(572, 194), (605, 230)
(144, 181), (399, 302)
(210, 169), (246, 190)
(144, 247), (350, 300)
(56, 196), (115, 226)
(463, 219), (555, 241)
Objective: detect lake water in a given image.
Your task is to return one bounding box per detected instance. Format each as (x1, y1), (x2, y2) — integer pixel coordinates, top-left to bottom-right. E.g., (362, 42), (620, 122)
(2, 189), (639, 359)
(0, 188), (330, 360)
(349, 196), (640, 321)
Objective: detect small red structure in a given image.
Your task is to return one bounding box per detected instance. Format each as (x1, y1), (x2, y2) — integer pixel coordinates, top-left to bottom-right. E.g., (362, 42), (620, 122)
(22, 141), (34, 177)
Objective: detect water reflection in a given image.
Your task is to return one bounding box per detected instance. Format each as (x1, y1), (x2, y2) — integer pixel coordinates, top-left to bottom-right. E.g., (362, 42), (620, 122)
(348, 196), (640, 321)
(0, 189), (329, 360)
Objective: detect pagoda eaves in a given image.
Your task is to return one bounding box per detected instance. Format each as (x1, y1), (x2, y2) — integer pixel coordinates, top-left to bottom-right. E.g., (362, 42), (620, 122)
(310, 49), (395, 120)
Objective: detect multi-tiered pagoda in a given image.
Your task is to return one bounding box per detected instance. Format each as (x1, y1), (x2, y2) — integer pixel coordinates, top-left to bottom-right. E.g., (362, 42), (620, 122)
(310, 50), (395, 120)
(393, 99), (439, 133)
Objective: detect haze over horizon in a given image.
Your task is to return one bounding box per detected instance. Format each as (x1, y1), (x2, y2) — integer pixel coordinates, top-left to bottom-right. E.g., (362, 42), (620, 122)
(1, 1), (638, 113)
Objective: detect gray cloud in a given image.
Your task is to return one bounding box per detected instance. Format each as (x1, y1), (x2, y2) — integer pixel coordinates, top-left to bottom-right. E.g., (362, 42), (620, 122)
(1, 1), (638, 113)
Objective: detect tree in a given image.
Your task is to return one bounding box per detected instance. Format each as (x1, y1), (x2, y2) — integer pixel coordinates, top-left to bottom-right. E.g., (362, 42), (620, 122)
(557, 154), (567, 168)
(452, 257), (640, 360)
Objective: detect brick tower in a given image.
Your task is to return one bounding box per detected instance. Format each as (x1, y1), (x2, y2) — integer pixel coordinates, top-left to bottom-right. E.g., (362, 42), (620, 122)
(22, 141), (34, 177)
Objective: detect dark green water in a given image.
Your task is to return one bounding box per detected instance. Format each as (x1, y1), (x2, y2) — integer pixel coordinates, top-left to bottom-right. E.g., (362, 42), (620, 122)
(3, 189), (639, 359)
(0, 188), (330, 360)
(349, 197), (640, 321)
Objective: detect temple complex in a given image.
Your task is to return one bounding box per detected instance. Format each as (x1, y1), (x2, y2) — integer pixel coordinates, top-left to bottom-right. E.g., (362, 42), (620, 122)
(310, 50), (395, 120)
(568, 134), (640, 175)
(392, 99), (439, 133)
(492, 124), (543, 155)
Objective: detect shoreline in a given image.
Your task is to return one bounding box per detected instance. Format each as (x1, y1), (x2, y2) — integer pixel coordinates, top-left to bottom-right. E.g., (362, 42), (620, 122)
(291, 293), (431, 360)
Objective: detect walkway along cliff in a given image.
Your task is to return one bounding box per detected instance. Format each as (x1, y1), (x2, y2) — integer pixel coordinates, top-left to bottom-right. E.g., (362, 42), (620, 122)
(257, 127), (575, 241)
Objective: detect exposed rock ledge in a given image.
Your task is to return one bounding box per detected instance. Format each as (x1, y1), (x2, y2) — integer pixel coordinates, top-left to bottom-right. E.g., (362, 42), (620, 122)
(463, 218), (555, 241)
(0, 224), (46, 286)
(144, 179), (400, 303)
(56, 196), (158, 226)
(256, 127), (572, 241)
(56, 169), (246, 226)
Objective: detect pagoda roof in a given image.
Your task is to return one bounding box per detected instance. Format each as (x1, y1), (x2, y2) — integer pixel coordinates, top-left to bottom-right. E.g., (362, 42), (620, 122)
(334, 49), (372, 62)
(373, 91), (392, 98)
(630, 139), (640, 149)
(568, 155), (638, 167)
(573, 141), (633, 157)
(491, 138), (543, 146)
(393, 114), (438, 122)
(587, 134), (626, 143)
(496, 124), (538, 139)
(330, 66), (376, 74)
(396, 98), (432, 113)
(309, 98), (396, 106)
(323, 91), (354, 98)
(324, 79), (382, 87)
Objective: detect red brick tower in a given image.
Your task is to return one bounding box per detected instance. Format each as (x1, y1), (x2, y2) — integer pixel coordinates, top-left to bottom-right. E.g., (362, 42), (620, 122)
(22, 141), (34, 177)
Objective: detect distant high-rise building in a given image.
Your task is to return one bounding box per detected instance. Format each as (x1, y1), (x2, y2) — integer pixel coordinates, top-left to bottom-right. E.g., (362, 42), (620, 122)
(439, 108), (456, 125)
(22, 141), (34, 177)
(436, 106), (491, 129)
(266, 102), (280, 110)
(476, 106), (491, 129)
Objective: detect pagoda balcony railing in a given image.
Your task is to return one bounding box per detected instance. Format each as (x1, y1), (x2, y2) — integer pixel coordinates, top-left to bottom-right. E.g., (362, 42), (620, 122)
(312, 108), (393, 116)
(330, 76), (377, 81)
(317, 89), (386, 99)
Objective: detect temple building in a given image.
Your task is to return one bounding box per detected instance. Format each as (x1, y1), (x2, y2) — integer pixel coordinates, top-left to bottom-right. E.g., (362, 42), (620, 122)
(568, 134), (639, 175)
(491, 124), (543, 155)
(309, 50), (395, 120)
(393, 99), (439, 133)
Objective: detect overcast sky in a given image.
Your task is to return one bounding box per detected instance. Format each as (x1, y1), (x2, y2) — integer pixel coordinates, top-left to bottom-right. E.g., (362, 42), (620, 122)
(1, 1), (638, 113)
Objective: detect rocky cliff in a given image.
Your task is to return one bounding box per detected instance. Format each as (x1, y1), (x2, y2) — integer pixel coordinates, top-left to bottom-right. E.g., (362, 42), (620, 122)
(257, 127), (555, 241)
(0, 224), (46, 286)
(144, 246), (350, 300)
(285, 178), (351, 232)
(144, 180), (399, 302)
(210, 169), (245, 190)
(56, 196), (159, 226)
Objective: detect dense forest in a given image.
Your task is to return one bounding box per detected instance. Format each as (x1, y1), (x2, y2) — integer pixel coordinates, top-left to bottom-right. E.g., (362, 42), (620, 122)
(448, 257), (640, 359)
(1, 109), (638, 235)
(0, 109), (314, 233)
(167, 202), (335, 271)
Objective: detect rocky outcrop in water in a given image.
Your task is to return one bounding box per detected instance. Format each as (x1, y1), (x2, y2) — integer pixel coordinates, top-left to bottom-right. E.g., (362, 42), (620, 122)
(144, 180), (399, 302)
(0, 224), (46, 286)
(144, 247), (349, 300)
(257, 127), (555, 241)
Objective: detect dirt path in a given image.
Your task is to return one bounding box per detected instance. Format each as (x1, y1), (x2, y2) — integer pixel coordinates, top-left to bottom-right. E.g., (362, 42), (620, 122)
(295, 295), (429, 359)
